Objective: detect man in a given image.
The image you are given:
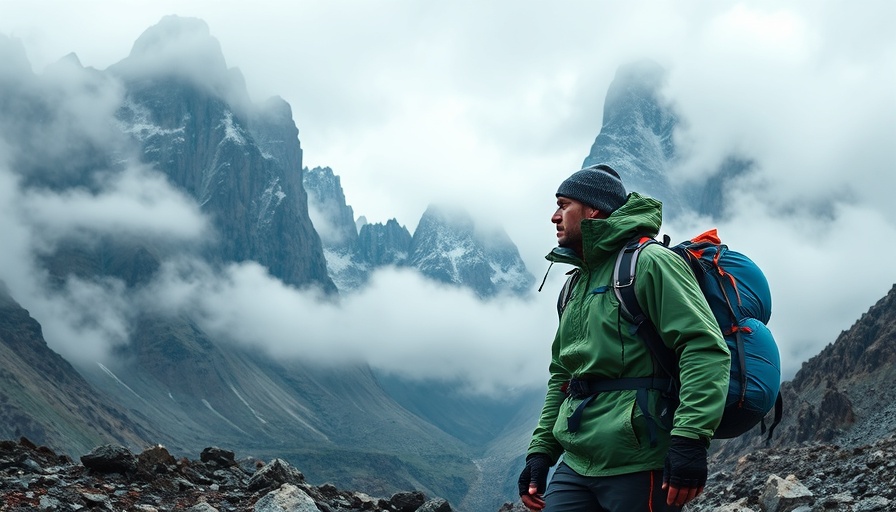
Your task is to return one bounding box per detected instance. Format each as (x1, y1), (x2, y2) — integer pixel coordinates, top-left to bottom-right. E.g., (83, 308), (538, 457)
(517, 164), (731, 511)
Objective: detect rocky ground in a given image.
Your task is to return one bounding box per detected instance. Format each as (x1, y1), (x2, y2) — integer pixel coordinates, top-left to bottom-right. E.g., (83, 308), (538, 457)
(0, 438), (450, 512)
(686, 433), (896, 512)
(498, 434), (896, 512)
(4, 434), (895, 512)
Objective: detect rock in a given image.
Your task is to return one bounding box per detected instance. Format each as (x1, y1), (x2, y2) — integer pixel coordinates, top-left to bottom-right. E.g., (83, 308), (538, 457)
(247, 458), (305, 492)
(759, 474), (813, 512)
(497, 501), (529, 512)
(854, 496), (891, 511)
(200, 446), (235, 466)
(254, 483), (318, 512)
(80, 444), (137, 474)
(137, 445), (176, 474)
(417, 497), (452, 512)
(390, 490), (426, 512)
(187, 503), (220, 512)
(710, 498), (755, 511)
(0, 437), (448, 511)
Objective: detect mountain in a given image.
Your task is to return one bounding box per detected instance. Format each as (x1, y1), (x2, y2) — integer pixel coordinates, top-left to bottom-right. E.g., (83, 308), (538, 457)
(582, 60), (752, 219)
(13, 17), (888, 511)
(0, 284), (155, 456)
(303, 166), (535, 298)
(0, 16), (480, 506)
(409, 205), (534, 298)
(303, 166), (375, 291)
(109, 16), (334, 294)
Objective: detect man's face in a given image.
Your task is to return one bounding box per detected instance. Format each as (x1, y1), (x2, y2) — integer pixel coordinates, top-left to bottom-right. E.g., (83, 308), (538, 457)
(552, 196), (597, 253)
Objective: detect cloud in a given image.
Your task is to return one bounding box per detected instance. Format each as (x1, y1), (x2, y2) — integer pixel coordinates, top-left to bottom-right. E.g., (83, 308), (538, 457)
(22, 165), (208, 248)
(0, 35), (212, 367)
(143, 260), (559, 393)
(0, 1), (894, 391)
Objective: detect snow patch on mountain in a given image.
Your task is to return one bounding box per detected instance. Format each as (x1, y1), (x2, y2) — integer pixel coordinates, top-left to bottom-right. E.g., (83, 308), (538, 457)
(202, 399), (248, 435)
(219, 111), (246, 145)
(96, 362), (143, 401)
(117, 100), (187, 144)
(230, 384), (267, 425)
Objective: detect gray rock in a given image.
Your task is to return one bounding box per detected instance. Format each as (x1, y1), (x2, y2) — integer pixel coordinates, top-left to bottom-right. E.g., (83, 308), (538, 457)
(854, 496), (892, 512)
(254, 483), (318, 512)
(759, 474), (813, 512)
(137, 445), (176, 473)
(710, 498), (755, 511)
(417, 498), (452, 512)
(200, 446), (235, 466)
(247, 458), (305, 492)
(390, 490), (426, 512)
(187, 503), (220, 512)
(80, 444), (137, 474)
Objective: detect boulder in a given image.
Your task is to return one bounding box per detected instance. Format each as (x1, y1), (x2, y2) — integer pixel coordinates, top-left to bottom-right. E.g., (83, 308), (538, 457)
(759, 474), (813, 512)
(247, 458), (305, 492)
(80, 444), (137, 474)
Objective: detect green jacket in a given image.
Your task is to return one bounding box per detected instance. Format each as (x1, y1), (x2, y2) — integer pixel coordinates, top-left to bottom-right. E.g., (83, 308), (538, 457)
(527, 192), (730, 476)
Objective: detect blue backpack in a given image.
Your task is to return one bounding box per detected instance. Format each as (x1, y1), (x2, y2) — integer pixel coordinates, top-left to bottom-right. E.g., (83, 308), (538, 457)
(611, 229), (782, 441)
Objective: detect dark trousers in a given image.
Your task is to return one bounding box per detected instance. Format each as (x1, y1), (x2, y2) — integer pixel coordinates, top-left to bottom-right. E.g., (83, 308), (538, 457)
(543, 462), (681, 512)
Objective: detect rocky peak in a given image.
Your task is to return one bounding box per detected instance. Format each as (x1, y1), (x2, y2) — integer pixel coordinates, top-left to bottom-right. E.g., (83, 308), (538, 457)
(581, 60), (754, 220)
(358, 219), (413, 266)
(302, 168), (533, 298)
(303, 166), (359, 251)
(409, 205), (534, 298)
(582, 59), (682, 215)
(114, 17), (223, 87)
(711, 282), (896, 477)
(111, 55), (334, 292)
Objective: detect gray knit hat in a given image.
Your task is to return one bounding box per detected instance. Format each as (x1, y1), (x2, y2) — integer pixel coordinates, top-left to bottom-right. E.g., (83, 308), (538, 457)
(556, 164), (628, 213)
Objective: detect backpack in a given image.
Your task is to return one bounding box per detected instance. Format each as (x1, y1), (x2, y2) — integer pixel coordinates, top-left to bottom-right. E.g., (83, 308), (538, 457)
(559, 229), (783, 442)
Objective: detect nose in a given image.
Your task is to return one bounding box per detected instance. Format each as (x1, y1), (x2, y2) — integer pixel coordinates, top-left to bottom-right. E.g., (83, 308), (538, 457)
(551, 208), (562, 224)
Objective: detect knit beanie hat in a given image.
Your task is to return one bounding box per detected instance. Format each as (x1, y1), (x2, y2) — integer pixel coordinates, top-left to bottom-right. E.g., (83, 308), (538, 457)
(556, 164), (628, 213)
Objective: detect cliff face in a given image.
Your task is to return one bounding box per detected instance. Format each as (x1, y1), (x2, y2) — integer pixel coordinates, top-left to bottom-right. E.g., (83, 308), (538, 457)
(112, 49), (334, 293)
(581, 59), (752, 220)
(782, 283), (896, 445)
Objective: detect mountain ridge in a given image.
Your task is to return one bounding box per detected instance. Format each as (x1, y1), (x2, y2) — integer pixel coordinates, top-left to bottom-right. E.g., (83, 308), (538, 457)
(303, 166), (535, 298)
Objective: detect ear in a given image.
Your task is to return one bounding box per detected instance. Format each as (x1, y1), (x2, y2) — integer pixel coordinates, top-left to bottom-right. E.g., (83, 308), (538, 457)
(585, 208), (604, 219)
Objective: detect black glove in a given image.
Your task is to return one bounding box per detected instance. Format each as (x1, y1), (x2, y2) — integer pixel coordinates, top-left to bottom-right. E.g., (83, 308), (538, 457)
(517, 453), (551, 496)
(663, 435), (708, 490)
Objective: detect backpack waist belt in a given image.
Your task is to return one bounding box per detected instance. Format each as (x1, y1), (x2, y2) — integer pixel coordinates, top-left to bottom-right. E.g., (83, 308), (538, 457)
(565, 377), (674, 447)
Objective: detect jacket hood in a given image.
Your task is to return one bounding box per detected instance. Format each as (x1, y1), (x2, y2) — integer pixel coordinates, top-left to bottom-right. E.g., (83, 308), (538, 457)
(547, 192), (663, 267)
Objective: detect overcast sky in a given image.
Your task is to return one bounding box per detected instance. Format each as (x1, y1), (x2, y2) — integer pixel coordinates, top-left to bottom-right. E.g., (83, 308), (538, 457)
(1, 1), (895, 392)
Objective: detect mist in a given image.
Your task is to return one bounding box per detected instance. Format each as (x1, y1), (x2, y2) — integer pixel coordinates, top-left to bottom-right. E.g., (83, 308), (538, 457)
(1, 2), (894, 392)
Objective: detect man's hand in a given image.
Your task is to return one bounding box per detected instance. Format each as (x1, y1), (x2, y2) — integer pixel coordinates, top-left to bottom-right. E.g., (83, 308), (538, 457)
(517, 453), (551, 511)
(662, 435), (708, 507)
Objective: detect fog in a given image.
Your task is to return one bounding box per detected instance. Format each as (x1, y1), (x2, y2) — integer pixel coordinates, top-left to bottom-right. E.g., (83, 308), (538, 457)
(1, 2), (894, 392)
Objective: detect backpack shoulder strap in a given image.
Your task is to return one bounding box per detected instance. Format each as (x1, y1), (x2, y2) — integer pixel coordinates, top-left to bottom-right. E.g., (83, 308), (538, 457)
(613, 235), (678, 379)
(613, 235), (660, 324)
(556, 269), (581, 319)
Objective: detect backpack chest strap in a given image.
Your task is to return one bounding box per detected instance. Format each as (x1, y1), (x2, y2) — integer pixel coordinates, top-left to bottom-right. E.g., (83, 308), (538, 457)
(565, 376), (675, 447)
